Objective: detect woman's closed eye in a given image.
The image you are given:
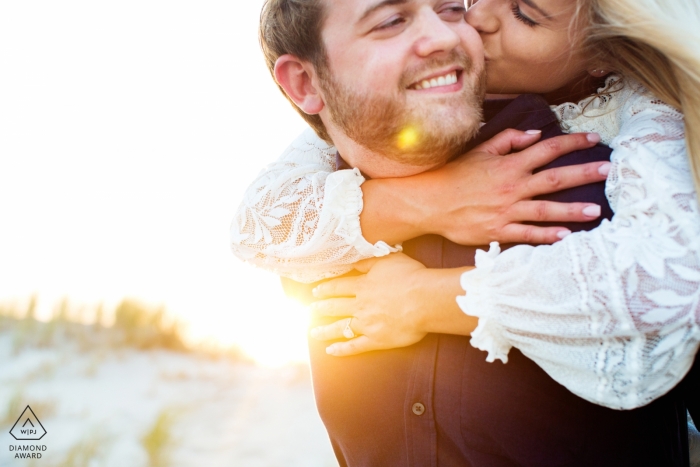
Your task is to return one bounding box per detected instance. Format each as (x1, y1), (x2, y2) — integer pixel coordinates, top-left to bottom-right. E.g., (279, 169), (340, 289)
(510, 2), (538, 27)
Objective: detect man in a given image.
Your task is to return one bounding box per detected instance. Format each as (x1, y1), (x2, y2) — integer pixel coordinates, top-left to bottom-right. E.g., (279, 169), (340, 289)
(258, 0), (694, 465)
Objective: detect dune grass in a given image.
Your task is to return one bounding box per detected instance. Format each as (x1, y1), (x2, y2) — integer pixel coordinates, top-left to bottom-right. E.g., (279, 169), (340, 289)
(0, 389), (56, 428)
(0, 297), (187, 353)
(113, 299), (186, 351)
(56, 434), (104, 467)
(142, 409), (177, 467)
(0, 296), (252, 368)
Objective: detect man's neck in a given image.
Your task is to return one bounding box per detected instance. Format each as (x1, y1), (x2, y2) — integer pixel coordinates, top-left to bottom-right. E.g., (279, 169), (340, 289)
(329, 128), (440, 179)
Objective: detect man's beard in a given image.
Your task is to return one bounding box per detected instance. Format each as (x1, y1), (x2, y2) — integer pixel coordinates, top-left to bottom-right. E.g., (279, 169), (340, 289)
(320, 50), (485, 167)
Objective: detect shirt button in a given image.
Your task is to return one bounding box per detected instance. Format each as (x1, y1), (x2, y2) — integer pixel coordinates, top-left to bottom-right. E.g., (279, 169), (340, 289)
(412, 402), (426, 416)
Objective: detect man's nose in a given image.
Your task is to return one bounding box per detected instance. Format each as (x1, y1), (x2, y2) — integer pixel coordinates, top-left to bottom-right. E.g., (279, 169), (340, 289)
(412, 9), (461, 57)
(465, 0), (499, 34)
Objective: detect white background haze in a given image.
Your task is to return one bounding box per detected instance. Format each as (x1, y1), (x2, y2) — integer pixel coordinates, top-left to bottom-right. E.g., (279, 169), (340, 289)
(0, 0), (311, 365)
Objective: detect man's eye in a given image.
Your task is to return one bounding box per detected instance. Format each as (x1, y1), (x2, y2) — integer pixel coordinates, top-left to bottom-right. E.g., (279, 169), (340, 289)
(376, 15), (406, 30)
(439, 5), (467, 20)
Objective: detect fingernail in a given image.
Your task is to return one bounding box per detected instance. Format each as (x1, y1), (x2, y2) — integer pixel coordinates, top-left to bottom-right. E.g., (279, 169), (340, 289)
(583, 205), (601, 218)
(557, 229), (572, 239)
(310, 328), (320, 339)
(326, 346), (335, 355)
(525, 129), (541, 135)
(598, 162), (611, 176)
(586, 133), (601, 144)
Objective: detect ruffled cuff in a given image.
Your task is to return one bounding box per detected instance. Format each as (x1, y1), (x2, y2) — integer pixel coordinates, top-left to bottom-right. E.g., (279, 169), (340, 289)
(325, 168), (402, 258)
(456, 242), (512, 363)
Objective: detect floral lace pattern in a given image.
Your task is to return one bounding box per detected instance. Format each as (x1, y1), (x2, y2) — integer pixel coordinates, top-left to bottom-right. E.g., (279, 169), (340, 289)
(550, 74), (626, 145)
(459, 78), (700, 409)
(230, 130), (398, 283)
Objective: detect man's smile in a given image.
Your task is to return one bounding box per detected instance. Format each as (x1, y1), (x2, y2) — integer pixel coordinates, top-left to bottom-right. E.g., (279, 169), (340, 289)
(408, 69), (462, 91)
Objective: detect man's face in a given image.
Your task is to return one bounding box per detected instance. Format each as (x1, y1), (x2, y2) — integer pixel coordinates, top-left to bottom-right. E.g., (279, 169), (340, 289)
(318, 0), (485, 167)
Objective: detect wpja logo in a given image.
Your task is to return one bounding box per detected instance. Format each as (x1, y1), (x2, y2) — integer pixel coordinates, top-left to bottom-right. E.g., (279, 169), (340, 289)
(8, 406), (47, 460)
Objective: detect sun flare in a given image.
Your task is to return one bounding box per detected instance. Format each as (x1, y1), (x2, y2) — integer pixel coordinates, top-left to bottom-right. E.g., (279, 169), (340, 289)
(397, 126), (420, 149)
(184, 281), (313, 368)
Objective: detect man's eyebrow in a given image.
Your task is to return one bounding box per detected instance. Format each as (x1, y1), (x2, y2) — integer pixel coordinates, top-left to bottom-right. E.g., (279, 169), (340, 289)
(358, 0), (409, 23)
(520, 0), (552, 19)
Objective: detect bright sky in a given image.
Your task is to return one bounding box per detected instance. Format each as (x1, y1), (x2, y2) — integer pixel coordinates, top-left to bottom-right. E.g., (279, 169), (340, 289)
(0, 1), (313, 365)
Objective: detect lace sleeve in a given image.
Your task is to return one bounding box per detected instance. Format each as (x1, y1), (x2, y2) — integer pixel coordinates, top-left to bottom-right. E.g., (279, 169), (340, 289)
(230, 128), (399, 283)
(457, 82), (700, 409)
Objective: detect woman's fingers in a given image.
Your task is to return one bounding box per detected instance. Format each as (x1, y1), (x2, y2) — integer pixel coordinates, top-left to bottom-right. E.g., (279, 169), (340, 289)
(326, 336), (377, 357)
(496, 200), (603, 244)
(475, 131), (600, 166)
(473, 128), (543, 156)
(523, 161), (610, 198)
(313, 276), (361, 299)
(497, 224), (573, 245)
(310, 317), (357, 341)
(509, 200), (601, 224)
(310, 297), (355, 317)
(519, 133), (601, 171)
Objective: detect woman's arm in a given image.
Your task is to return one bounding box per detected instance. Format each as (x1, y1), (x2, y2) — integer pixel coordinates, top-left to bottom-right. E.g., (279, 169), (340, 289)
(230, 128), (399, 283)
(360, 130), (607, 246)
(231, 128), (607, 282)
(456, 86), (700, 410)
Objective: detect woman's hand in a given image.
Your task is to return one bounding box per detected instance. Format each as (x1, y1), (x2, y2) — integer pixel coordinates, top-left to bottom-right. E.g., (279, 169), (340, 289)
(360, 130), (609, 246)
(309, 253), (475, 356)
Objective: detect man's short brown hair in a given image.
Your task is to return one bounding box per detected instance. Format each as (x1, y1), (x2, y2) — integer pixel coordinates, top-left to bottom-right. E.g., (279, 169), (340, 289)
(259, 0), (331, 142)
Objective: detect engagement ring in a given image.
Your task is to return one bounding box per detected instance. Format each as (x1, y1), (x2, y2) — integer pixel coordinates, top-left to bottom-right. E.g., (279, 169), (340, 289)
(343, 318), (355, 339)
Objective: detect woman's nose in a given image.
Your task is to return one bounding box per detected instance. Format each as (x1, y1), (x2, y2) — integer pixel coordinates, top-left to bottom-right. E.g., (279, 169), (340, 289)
(465, 0), (499, 34)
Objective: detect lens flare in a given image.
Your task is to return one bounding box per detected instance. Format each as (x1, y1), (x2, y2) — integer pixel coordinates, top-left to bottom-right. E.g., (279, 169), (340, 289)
(397, 126), (419, 150)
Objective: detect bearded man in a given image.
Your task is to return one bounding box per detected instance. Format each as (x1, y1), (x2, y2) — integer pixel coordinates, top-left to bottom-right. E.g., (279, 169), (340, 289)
(254, 0), (694, 465)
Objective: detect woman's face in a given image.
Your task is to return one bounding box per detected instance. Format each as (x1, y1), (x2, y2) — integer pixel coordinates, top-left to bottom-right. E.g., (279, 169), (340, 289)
(465, 0), (593, 97)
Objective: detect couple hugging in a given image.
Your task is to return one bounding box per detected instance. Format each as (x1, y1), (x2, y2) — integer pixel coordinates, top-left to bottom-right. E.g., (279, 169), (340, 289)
(232, 0), (700, 465)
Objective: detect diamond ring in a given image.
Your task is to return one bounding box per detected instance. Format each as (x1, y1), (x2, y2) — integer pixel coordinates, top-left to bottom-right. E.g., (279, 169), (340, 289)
(343, 317), (355, 339)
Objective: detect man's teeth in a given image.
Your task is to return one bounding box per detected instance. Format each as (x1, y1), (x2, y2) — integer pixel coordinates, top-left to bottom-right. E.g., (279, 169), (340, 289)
(412, 72), (458, 90)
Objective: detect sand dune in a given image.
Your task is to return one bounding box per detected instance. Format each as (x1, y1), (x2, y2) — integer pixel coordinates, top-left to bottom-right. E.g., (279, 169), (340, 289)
(0, 330), (337, 467)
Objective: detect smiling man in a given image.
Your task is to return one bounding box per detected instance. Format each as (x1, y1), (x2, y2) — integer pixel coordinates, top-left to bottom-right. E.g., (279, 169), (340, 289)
(271, 0), (486, 177)
(256, 0), (690, 466)
(312, 0), (484, 169)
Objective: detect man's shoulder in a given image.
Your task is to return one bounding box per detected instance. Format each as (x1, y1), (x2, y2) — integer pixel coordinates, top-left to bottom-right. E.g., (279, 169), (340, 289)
(470, 95), (560, 151)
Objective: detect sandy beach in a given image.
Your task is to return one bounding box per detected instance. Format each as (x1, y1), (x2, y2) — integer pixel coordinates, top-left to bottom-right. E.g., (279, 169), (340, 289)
(0, 327), (337, 467)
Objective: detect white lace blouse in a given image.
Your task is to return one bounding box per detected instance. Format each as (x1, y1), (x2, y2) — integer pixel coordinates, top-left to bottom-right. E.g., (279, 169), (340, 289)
(230, 76), (700, 409)
(229, 128), (397, 283)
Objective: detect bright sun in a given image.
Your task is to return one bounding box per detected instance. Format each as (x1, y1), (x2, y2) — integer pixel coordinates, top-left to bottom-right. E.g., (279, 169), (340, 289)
(213, 294), (312, 367)
(0, 0), (314, 369)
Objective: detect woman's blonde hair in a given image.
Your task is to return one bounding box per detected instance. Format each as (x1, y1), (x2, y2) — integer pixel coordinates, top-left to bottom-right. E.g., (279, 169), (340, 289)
(576, 0), (700, 197)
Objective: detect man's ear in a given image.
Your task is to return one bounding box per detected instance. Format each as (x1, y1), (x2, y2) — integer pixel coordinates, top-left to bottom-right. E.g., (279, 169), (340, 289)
(274, 55), (325, 115)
